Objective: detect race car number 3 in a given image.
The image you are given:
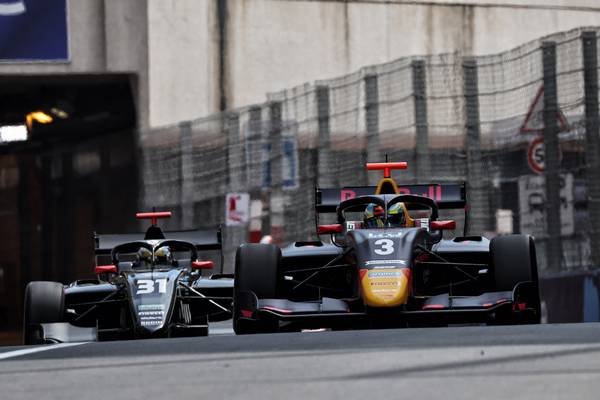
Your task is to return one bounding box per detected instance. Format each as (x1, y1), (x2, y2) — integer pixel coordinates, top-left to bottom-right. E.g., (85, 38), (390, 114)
(373, 239), (394, 255)
(136, 278), (167, 295)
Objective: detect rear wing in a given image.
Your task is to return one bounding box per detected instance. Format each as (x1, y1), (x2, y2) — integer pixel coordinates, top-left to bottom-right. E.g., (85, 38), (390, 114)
(315, 183), (466, 213)
(94, 228), (222, 256)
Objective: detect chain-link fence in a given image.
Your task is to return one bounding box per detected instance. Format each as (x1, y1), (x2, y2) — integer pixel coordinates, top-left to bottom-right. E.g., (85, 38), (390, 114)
(139, 27), (600, 275)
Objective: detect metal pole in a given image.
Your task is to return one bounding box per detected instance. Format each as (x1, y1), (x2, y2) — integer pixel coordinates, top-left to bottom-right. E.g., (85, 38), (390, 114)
(224, 112), (241, 273)
(582, 31), (600, 268)
(179, 121), (193, 229)
(463, 57), (488, 235)
(542, 41), (562, 272)
(412, 60), (430, 183)
(265, 101), (283, 238)
(317, 85), (332, 188)
(365, 74), (380, 184)
(248, 106), (263, 191)
(226, 112), (242, 189)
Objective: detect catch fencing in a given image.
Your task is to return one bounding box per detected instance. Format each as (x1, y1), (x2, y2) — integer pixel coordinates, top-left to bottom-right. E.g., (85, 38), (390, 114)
(139, 27), (600, 275)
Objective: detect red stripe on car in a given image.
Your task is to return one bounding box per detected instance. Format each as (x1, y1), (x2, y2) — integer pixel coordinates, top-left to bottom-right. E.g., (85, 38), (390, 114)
(422, 304), (445, 310)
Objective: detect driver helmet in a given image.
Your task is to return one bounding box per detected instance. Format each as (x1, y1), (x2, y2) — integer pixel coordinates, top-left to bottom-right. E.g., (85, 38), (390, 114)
(155, 246), (173, 265)
(136, 247), (152, 266)
(387, 202), (408, 228)
(363, 203), (386, 228)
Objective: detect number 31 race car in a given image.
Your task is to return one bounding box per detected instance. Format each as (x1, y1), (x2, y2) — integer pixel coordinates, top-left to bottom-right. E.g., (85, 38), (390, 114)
(23, 212), (233, 344)
(233, 162), (541, 333)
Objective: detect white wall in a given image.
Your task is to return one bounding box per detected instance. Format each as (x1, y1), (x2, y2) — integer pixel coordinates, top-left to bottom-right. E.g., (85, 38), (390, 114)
(104, 0), (149, 128)
(146, 0), (219, 128)
(1, 0), (600, 128)
(225, 0), (600, 110)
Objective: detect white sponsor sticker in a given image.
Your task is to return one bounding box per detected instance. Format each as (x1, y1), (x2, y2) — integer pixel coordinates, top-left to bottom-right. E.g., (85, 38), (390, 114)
(365, 260), (406, 266)
(368, 271), (403, 278)
(138, 304), (165, 311)
(368, 232), (402, 239)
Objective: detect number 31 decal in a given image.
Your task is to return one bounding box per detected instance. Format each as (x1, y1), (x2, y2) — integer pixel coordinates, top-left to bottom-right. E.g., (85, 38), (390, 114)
(136, 279), (167, 295)
(373, 239), (394, 255)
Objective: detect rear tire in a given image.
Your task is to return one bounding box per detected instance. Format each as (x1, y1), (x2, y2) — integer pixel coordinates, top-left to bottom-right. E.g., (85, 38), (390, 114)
(23, 281), (65, 345)
(233, 244), (280, 334)
(490, 234), (541, 323)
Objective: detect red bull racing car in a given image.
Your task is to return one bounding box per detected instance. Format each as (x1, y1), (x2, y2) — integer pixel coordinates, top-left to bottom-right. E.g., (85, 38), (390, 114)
(23, 212), (233, 344)
(233, 162), (541, 333)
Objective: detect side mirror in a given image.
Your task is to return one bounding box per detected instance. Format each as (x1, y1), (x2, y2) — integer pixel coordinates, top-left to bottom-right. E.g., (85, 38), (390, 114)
(317, 224), (343, 235)
(192, 260), (214, 270)
(430, 220), (456, 230)
(95, 264), (117, 274)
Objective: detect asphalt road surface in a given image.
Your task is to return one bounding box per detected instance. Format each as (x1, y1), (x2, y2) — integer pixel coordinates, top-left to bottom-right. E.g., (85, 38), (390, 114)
(2, 322), (600, 399)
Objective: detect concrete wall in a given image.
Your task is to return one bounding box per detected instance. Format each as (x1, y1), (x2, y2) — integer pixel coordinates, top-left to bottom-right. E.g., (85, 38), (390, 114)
(147, 0), (219, 127)
(1, 0), (600, 128)
(225, 0), (600, 109)
(104, 0), (149, 129)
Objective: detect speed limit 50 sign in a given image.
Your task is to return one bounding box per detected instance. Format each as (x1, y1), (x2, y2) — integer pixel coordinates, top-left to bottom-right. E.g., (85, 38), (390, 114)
(527, 136), (545, 174)
(527, 136), (562, 174)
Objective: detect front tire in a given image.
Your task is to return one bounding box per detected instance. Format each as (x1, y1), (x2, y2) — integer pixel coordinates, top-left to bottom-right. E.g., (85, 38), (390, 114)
(23, 281), (65, 344)
(490, 234), (541, 323)
(233, 244), (280, 334)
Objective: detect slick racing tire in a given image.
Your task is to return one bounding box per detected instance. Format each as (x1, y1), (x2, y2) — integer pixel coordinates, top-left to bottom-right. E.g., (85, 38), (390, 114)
(233, 244), (280, 335)
(23, 281), (65, 345)
(490, 234), (541, 323)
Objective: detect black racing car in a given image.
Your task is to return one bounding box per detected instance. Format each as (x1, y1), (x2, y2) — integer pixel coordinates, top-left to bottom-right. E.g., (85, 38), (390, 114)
(233, 162), (541, 333)
(23, 212), (233, 344)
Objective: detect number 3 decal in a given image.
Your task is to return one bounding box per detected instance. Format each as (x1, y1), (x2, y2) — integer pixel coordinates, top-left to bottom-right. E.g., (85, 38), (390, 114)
(373, 239), (394, 255)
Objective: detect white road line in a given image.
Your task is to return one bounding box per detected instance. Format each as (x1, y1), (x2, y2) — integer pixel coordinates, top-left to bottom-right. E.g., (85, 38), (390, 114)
(209, 328), (234, 336)
(0, 342), (88, 361)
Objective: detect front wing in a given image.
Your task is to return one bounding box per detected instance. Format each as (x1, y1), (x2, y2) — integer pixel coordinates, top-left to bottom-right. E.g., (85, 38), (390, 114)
(237, 282), (539, 330)
(35, 294), (232, 343)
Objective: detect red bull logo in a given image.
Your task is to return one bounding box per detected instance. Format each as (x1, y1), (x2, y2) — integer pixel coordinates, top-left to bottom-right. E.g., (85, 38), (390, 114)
(341, 185), (443, 202)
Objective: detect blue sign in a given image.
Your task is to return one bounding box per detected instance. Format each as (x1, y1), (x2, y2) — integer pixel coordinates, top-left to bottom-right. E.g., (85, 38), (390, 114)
(262, 141), (272, 188)
(259, 137), (299, 190)
(281, 136), (298, 190)
(0, 0), (68, 60)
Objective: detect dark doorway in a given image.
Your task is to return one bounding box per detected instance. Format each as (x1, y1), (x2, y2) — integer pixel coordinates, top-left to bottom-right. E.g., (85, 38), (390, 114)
(0, 74), (139, 343)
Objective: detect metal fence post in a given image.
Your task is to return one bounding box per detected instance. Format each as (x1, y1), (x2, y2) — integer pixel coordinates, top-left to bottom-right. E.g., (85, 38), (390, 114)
(582, 31), (600, 268)
(365, 74), (380, 183)
(412, 60), (430, 182)
(268, 102), (283, 185)
(224, 111), (242, 272)
(179, 121), (193, 229)
(268, 101), (283, 242)
(246, 106), (266, 242)
(248, 106), (263, 191)
(226, 112), (242, 189)
(542, 41), (563, 272)
(317, 85), (333, 187)
(463, 57), (488, 235)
